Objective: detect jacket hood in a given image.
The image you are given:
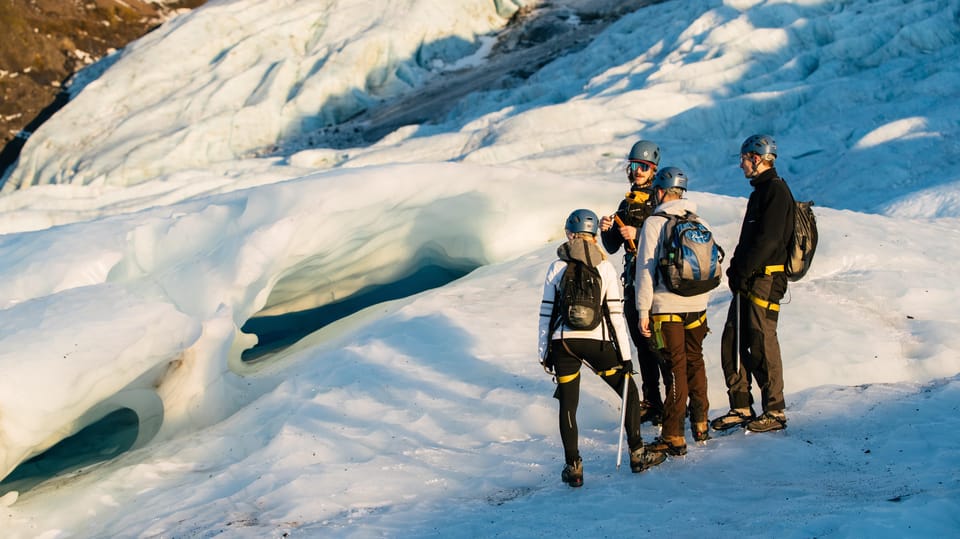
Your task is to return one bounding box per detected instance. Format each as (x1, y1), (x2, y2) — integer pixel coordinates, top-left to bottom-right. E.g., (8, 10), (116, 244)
(557, 238), (605, 267)
(654, 198), (698, 217)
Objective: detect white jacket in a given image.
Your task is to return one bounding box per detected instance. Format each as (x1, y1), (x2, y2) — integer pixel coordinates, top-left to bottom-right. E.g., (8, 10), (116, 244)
(635, 198), (713, 316)
(538, 239), (633, 362)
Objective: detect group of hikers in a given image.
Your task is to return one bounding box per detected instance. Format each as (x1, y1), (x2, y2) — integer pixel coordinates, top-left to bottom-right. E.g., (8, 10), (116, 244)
(538, 135), (797, 487)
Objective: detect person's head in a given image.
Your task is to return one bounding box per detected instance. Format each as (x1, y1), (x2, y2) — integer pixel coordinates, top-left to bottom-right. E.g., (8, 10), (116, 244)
(652, 166), (688, 205)
(565, 208), (599, 241)
(625, 140), (660, 187)
(739, 134), (777, 178)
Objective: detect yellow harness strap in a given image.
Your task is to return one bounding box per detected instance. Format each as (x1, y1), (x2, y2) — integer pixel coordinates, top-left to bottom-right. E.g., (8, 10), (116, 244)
(557, 366), (623, 384)
(747, 292), (780, 311)
(650, 312), (706, 350)
(597, 367), (622, 378)
(764, 264), (785, 275)
(652, 313), (681, 327)
(652, 313), (705, 330)
(684, 313), (707, 329)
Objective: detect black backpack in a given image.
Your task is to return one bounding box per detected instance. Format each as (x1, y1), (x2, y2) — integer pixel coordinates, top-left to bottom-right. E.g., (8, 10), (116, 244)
(555, 258), (604, 331)
(785, 200), (818, 281)
(655, 211), (725, 297)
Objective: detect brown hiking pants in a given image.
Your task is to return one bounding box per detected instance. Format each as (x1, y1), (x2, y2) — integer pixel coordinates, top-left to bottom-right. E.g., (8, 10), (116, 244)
(655, 311), (709, 440)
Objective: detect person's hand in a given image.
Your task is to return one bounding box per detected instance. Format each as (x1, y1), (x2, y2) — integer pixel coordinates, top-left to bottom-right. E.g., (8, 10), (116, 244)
(726, 267), (742, 294)
(639, 317), (651, 338)
(620, 359), (635, 374)
(540, 357), (555, 375)
(600, 215), (614, 232)
(619, 225), (636, 241)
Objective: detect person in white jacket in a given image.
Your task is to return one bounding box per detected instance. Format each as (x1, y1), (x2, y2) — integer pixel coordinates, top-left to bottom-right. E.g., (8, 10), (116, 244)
(538, 209), (665, 487)
(635, 167), (713, 457)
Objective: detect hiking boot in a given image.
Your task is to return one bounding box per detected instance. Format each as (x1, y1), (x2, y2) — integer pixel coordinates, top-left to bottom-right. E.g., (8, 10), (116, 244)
(691, 421), (710, 443)
(646, 436), (687, 456)
(746, 411), (787, 433)
(561, 458), (583, 487)
(639, 401), (664, 427)
(630, 446), (667, 472)
(710, 408), (754, 431)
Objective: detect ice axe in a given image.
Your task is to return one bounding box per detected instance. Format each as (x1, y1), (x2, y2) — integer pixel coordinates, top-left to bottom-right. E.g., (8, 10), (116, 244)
(615, 367), (631, 470)
(612, 214), (636, 253)
(734, 293), (741, 373)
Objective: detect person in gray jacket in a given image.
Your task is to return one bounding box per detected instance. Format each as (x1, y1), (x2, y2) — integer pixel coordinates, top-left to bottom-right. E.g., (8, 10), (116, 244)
(634, 167), (712, 456)
(539, 209), (665, 487)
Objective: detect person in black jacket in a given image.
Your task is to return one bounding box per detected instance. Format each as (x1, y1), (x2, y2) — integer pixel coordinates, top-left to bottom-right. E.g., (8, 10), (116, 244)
(711, 134), (796, 433)
(599, 140), (667, 426)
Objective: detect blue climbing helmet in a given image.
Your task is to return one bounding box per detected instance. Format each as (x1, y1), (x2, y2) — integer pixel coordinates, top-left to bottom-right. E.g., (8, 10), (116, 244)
(740, 134), (777, 157)
(565, 209), (599, 236)
(627, 140), (661, 166)
(652, 166), (689, 191)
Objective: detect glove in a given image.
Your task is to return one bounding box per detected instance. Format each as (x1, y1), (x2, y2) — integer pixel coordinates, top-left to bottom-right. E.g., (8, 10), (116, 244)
(619, 359), (636, 374)
(540, 357), (555, 375)
(726, 267), (743, 294)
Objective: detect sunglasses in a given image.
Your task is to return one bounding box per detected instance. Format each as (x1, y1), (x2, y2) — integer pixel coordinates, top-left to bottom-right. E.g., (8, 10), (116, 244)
(628, 161), (655, 173)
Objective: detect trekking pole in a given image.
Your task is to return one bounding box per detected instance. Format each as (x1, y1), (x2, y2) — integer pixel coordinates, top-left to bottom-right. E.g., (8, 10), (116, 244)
(734, 293), (741, 373)
(616, 369), (630, 470)
(613, 215), (636, 252)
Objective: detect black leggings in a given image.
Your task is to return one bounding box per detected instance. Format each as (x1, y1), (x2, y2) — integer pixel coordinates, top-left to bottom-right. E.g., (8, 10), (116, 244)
(548, 338), (643, 465)
(625, 284), (667, 409)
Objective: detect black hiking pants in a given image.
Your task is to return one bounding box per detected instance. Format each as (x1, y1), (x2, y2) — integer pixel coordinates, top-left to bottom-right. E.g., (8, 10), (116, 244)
(625, 284), (666, 411)
(549, 338), (643, 465)
(720, 273), (788, 413)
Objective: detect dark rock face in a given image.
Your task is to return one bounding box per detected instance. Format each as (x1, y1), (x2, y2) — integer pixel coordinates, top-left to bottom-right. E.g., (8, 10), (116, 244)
(0, 0), (204, 171)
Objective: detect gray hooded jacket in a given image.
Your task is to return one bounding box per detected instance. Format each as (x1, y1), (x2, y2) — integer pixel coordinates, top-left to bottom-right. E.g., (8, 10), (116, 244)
(634, 198), (713, 317)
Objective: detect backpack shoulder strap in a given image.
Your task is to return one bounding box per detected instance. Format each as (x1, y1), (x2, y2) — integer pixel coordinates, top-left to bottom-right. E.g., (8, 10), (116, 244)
(651, 212), (680, 288)
(652, 211), (678, 241)
(601, 300), (621, 360)
(549, 260), (571, 333)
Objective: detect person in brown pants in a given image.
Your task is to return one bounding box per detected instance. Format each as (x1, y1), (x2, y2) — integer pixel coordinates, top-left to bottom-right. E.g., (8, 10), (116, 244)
(634, 167), (715, 456)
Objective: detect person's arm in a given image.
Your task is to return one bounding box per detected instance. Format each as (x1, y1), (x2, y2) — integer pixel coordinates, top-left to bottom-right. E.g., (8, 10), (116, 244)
(634, 215), (664, 332)
(601, 262), (632, 358)
(538, 262), (561, 363)
(600, 217), (624, 254)
(600, 200), (629, 254)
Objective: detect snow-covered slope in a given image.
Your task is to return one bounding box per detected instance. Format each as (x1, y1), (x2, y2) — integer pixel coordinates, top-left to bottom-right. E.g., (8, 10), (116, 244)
(0, 0), (958, 537)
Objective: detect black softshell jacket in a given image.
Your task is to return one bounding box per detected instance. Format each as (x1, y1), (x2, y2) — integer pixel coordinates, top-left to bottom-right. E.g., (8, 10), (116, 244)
(601, 186), (655, 284)
(729, 168), (795, 280)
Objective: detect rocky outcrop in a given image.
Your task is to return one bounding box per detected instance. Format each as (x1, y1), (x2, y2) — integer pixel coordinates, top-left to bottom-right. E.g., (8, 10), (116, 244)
(0, 0), (204, 174)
